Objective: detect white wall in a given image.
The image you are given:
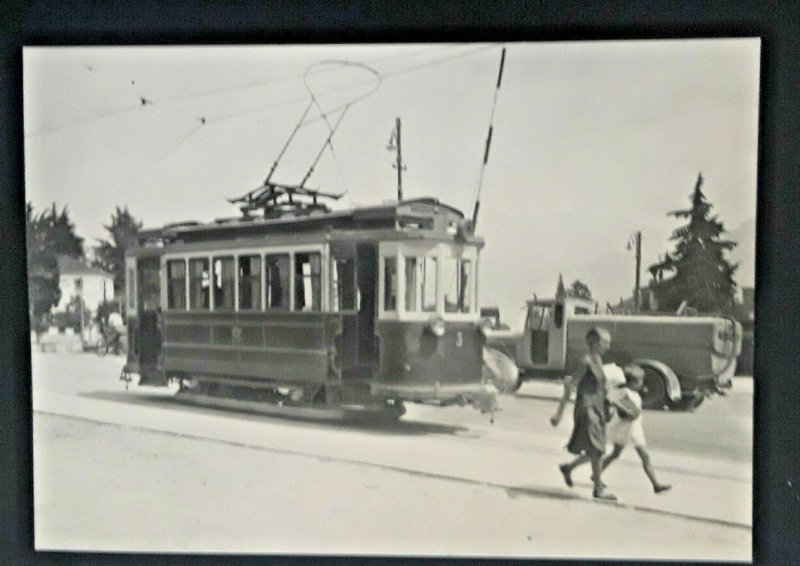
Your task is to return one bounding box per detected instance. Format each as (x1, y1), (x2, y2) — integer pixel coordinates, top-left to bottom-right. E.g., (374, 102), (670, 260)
(55, 273), (115, 312)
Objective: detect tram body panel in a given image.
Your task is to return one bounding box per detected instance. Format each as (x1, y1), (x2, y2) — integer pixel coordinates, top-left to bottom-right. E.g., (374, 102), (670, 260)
(161, 311), (333, 384)
(374, 320), (485, 397)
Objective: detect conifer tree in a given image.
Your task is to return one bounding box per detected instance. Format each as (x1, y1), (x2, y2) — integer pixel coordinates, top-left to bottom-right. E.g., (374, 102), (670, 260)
(44, 203), (84, 259)
(93, 206), (143, 300)
(26, 204), (61, 334)
(647, 173), (739, 313)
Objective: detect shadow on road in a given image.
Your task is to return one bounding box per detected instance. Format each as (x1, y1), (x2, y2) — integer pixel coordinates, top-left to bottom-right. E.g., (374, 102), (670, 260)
(79, 390), (469, 437)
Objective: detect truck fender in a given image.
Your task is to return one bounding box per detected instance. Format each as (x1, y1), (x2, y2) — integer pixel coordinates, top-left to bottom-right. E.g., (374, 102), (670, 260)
(631, 358), (682, 403)
(483, 347), (521, 394)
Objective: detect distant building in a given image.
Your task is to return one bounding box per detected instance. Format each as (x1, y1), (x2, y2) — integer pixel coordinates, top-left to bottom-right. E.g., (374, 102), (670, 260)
(54, 256), (115, 313)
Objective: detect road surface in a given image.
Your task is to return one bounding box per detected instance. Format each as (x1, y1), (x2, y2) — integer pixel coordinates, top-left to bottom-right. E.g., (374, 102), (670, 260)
(32, 351), (752, 560)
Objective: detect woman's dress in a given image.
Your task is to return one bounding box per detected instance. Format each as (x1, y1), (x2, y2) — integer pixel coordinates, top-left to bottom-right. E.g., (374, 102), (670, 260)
(566, 368), (606, 457)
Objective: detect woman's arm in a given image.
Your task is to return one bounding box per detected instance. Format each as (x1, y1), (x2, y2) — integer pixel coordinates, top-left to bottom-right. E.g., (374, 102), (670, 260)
(550, 360), (586, 426)
(586, 353), (608, 391)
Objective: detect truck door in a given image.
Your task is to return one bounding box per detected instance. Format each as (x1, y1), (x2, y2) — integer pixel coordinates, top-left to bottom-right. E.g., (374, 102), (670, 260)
(529, 304), (550, 364)
(528, 299), (569, 371)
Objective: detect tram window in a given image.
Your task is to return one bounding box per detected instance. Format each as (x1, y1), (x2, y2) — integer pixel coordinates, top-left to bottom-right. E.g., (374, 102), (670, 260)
(189, 258), (210, 310)
(127, 267), (136, 311)
(405, 256), (437, 312)
(265, 254), (290, 310)
(238, 255), (262, 310)
(384, 257), (397, 311)
(137, 257), (161, 311)
(167, 259), (187, 310)
(294, 252), (321, 312)
(443, 258), (472, 313)
(331, 257), (356, 312)
(212, 256), (235, 311)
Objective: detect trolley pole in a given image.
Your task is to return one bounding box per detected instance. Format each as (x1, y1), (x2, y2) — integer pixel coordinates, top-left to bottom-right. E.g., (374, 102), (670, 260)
(387, 117), (405, 201)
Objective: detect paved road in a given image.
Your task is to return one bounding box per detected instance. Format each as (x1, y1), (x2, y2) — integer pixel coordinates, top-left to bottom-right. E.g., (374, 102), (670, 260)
(31, 351), (753, 559)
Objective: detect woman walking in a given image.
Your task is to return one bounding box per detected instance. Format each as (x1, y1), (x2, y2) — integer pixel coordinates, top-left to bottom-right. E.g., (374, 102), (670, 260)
(557, 327), (616, 500)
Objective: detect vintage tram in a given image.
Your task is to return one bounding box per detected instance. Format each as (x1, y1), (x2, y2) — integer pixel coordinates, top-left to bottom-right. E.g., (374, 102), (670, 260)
(121, 187), (499, 420)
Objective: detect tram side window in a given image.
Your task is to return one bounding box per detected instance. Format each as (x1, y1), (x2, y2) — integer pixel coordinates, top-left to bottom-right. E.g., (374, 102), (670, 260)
(295, 252), (321, 312)
(189, 258), (210, 310)
(213, 256), (235, 310)
(167, 259), (187, 310)
(405, 256), (437, 312)
(137, 257), (161, 311)
(331, 256), (356, 312)
(384, 257), (397, 311)
(127, 267), (136, 311)
(239, 255), (262, 310)
(265, 254), (290, 310)
(443, 258), (472, 313)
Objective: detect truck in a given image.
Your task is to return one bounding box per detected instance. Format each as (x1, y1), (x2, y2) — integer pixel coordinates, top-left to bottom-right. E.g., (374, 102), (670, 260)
(483, 289), (742, 411)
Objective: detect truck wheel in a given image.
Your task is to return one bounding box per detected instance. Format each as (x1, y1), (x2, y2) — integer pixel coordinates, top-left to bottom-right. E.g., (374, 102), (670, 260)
(640, 366), (668, 410)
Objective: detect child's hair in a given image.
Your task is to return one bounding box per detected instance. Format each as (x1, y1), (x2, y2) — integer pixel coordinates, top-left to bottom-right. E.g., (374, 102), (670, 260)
(623, 364), (645, 385)
(586, 326), (611, 345)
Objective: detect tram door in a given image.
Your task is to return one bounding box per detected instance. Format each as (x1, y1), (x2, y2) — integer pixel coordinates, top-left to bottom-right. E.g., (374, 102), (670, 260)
(355, 244), (378, 366)
(333, 242), (378, 379)
(136, 257), (162, 382)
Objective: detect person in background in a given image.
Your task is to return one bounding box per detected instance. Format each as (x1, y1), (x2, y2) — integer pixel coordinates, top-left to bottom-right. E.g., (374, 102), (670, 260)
(602, 364), (672, 494)
(557, 327), (616, 500)
(106, 307), (126, 355)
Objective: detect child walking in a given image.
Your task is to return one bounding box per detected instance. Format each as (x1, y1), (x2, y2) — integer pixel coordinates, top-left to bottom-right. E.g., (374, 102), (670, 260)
(603, 364), (672, 494)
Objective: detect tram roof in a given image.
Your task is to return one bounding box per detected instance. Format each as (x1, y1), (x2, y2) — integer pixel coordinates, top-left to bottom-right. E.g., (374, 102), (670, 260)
(134, 197), (482, 248)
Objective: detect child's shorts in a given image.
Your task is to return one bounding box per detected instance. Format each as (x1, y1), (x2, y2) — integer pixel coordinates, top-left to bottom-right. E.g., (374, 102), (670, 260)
(607, 416), (647, 447)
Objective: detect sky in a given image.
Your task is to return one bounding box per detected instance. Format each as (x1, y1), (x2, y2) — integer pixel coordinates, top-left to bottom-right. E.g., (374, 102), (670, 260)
(23, 40), (760, 328)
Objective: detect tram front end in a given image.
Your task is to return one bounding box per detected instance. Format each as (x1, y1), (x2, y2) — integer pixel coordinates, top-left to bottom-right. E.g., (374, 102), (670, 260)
(371, 237), (499, 414)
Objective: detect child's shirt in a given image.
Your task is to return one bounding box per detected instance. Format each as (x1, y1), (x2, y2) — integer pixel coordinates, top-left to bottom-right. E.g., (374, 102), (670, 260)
(607, 386), (646, 446)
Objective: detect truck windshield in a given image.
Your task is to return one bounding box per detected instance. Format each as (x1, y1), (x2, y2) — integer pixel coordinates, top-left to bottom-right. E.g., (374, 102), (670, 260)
(529, 305), (551, 331)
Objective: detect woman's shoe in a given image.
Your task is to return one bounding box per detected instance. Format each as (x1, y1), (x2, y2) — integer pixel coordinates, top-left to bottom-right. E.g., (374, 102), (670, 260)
(593, 489), (617, 501)
(558, 464), (573, 487)
(654, 484), (672, 494)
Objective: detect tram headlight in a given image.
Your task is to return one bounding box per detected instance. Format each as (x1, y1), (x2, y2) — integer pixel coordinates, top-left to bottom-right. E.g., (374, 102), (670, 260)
(427, 316), (446, 338)
(478, 317), (494, 336)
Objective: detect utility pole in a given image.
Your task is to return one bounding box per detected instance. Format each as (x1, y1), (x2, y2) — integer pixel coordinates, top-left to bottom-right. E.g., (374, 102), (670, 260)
(387, 117), (405, 201)
(77, 277), (85, 348)
(628, 231), (642, 312)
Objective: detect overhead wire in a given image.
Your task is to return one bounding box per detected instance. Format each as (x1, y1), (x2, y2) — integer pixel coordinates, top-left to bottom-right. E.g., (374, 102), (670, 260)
(209, 43), (500, 127)
(298, 60), (382, 199)
(120, 122), (205, 192)
(28, 44), (501, 211)
(25, 44), (463, 139)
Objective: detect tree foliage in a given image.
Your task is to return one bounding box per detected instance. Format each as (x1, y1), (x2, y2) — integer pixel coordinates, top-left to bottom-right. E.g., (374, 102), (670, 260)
(26, 203), (85, 330)
(42, 203), (84, 259)
(568, 279), (592, 299)
(647, 173), (739, 313)
(93, 206), (142, 300)
(26, 204), (61, 331)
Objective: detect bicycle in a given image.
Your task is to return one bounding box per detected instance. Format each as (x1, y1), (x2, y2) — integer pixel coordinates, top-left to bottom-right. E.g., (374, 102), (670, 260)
(96, 328), (127, 357)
